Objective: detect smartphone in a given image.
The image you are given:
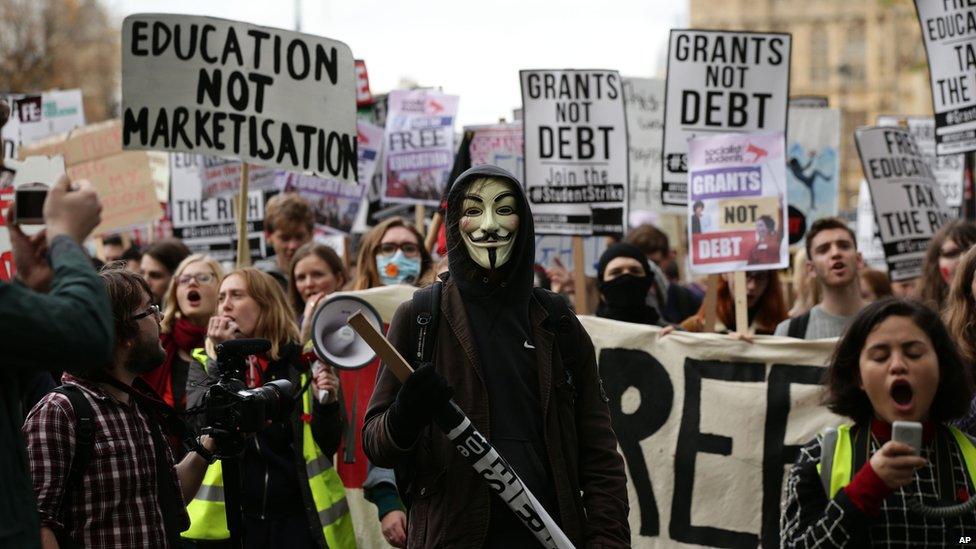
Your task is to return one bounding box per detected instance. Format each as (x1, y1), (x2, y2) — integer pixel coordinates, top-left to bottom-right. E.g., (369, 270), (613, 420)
(892, 420), (923, 455)
(13, 183), (48, 225)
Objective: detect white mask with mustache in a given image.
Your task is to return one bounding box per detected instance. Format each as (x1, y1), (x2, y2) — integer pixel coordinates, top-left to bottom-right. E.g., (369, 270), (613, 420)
(459, 177), (519, 270)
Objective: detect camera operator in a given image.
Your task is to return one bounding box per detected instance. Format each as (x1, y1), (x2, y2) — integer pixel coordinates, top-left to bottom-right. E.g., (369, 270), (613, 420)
(23, 268), (214, 548)
(183, 268), (354, 548)
(1, 170), (115, 547)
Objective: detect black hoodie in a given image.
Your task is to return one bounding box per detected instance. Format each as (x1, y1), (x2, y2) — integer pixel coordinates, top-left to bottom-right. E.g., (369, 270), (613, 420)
(444, 165), (559, 545)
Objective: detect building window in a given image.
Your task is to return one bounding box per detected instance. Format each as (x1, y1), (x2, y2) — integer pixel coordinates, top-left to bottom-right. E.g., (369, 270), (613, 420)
(840, 22), (866, 84)
(810, 31), (830, 84)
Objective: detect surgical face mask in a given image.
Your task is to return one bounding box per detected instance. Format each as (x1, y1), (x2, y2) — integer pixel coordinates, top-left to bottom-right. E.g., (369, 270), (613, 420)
(377, 250), (421, 286)
(459, 177), (519, 270)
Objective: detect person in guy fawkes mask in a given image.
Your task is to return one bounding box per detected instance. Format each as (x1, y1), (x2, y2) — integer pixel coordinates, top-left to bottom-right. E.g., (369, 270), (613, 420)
(596, 243), (665, 326)
(362, 165), (630, 548)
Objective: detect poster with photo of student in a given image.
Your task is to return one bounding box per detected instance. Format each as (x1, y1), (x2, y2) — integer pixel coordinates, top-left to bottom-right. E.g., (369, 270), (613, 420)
(687, 131), (789, 275)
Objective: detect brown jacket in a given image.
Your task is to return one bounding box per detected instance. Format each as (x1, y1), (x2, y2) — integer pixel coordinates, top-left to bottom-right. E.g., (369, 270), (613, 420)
(362, 279), (630, 548)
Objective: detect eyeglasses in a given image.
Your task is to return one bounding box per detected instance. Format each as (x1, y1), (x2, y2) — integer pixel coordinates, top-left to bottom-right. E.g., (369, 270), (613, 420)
(132, 304), (162, 321)
(177, 273), (217, 285)
(378, 242), (420, 257)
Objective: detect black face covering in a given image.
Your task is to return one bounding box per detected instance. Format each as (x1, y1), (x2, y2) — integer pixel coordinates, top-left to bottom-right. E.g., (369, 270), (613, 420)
(599, 274), (654, 307)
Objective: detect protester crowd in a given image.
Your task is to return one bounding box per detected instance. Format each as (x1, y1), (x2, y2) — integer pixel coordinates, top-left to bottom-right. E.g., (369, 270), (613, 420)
(4, 106), (976, 549)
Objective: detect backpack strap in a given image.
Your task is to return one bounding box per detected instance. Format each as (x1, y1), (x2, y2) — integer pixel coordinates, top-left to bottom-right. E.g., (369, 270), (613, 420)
(50, 385), (95, 522)
(787, 310), (812, 339)
(409, 280), (442, 367)
(533, 288), (583, 401)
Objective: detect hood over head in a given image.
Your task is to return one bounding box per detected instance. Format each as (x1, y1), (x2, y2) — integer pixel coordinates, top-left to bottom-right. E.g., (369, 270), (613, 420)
(446, 165), (534, 300)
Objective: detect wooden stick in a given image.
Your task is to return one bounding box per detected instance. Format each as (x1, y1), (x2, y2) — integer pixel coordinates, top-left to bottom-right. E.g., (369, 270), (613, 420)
(348, 311), (413, 382)
(572, 236), (588, 314)
(415, 204), (426, 234)
(235, 163), (251, 268)
(703, 273), (719, 332)
(733, 271), (748, 335)
(425, 212), (443, 253)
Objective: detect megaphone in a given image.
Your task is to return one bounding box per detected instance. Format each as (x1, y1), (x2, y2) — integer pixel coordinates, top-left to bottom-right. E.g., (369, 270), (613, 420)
(310, 294), (383, 370)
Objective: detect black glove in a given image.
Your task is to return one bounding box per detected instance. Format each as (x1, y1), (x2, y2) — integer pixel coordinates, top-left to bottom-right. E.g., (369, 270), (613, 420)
(387, 363), (453, 448)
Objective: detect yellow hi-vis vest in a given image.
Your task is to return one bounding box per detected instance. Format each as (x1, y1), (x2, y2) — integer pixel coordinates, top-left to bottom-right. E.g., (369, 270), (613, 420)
(181, 349), (355, 548)
(817, 424), (976, 499)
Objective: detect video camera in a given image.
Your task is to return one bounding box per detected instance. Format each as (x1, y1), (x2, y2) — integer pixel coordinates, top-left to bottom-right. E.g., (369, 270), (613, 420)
(203, 338), (296, 456)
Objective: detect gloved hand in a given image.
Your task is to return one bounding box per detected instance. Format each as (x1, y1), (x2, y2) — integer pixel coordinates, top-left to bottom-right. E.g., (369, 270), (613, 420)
(387, 363), (453, 448)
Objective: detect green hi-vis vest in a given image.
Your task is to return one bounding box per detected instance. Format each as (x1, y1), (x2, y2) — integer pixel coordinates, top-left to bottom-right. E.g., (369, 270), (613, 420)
(181, 349), (356, 548)
(817, 424), (976, 499)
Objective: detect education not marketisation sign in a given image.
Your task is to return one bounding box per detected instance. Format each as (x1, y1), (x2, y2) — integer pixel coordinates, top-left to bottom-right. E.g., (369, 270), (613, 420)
(120, 14), (358, 183)
(662, 30), (791, 208)
(914, 0), (976, 154)
(855, 126), (953, 281)
(520, 69), (629, 236)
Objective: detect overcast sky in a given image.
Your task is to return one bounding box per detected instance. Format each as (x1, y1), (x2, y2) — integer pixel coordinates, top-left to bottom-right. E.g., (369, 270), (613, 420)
(106, 0), (686, 127)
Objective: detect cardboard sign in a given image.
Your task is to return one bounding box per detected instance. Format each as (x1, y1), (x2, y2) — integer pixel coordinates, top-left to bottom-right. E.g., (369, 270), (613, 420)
(521, 69), (629, 236)
(914, 0), (976, 154)
(856, 179), (889, 272)
(343, 284), (841, 549)
(19, 120), (161, 235)
(356, 120), (383, 188)
(687, 132), (788, 274)
(878, 115), (965, 217)
(786, 107), (840, 245)
(466, 122), (524, 182)
(855, 126), (953, 281)
(2, 89), (85, 159)
(663, 30), (791, 208)
(169, 152), (266, 261)
(121, 14), (357, 181)
(280, 172), (365, 235)
(355, 60), (373, 107)
(383, 89), (458, 206)
(623, 77), (669, 215)
(199, 157), (276, 200)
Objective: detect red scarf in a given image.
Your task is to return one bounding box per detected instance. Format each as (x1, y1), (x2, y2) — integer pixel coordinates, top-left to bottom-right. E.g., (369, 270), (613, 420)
(143, 317), (207, 409)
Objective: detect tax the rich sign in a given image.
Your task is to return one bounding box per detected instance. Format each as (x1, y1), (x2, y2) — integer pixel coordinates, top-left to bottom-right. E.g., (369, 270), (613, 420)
(855, 126), (953, 281)
(663, 30), (791, 208)
(521, 69), (628, 236)
(121, 14), (357, 182)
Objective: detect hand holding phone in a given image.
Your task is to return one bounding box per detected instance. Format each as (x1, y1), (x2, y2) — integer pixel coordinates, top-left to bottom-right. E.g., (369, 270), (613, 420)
(13, 183), (49, 225)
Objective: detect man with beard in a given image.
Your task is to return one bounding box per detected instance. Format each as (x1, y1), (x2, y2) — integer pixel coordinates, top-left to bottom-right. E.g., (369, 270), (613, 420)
(363, 165), (630, 547)
(775, 217), (866, 339)
(23, 268), (215, 548)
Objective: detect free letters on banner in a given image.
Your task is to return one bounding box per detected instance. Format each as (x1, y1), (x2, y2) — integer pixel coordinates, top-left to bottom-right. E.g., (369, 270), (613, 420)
(855, 126), (953, 281)
(341, 285), (840, 549)
(914, 0), (976, 155)
(121, 14), (357, 182)
(520, 69), (629, 236)
(662, 30), (791, 209)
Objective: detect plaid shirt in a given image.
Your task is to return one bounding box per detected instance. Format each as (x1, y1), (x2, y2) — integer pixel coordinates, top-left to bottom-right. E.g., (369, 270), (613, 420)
(781, 429), (976, 548)
(23, 374), (186, 548)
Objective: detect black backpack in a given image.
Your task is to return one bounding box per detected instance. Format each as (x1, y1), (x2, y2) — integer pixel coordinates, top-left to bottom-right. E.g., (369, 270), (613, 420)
(786, 310), (812, 339)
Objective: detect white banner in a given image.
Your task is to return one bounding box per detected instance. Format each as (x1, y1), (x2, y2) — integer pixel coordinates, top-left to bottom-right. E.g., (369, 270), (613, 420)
(786, 107), (840, 245)
(521, 69), (629, 236)
(383, 89), (459, 206)
(914, 0), (976, 154)
(663, 30), (791, 208)
(341, 285), (840, 548)
(121, 14), (357, 181)
(169, 152), (266, 262)
(623, 77), (669, 214)
(855, 126), (953, 281)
